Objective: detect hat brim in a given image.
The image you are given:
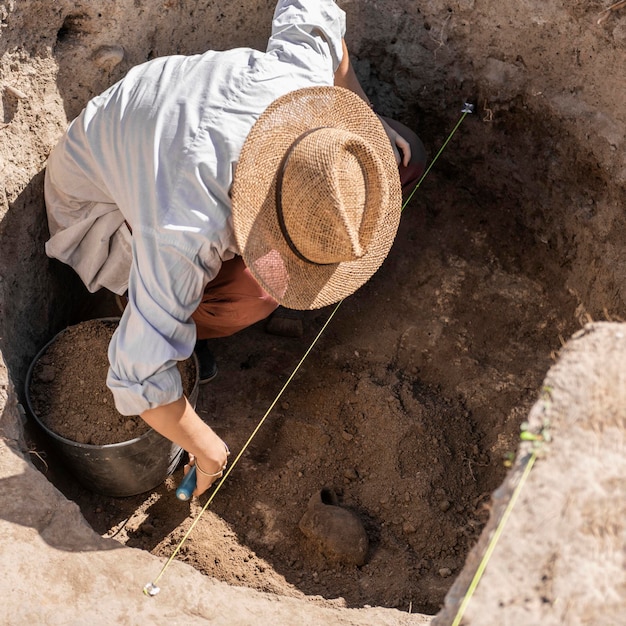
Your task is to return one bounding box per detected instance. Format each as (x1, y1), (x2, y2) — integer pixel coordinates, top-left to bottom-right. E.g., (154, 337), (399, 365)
(231, 86), (402, 310)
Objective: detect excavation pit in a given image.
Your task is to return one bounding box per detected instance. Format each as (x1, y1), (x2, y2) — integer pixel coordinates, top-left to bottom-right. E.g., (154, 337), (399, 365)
(1, 1), (625, 624)
(27, 142), (578, 614)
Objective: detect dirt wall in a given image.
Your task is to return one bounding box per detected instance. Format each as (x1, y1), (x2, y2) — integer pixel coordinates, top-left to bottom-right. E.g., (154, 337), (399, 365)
(1, 0), (625, 623)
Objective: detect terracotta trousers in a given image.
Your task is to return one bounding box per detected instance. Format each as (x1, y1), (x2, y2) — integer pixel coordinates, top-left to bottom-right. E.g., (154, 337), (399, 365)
(192, 118), (427, 339)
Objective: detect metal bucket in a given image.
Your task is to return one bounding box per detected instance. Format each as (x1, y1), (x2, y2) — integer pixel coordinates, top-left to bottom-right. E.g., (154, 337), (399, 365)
(24, 318), (198, 497)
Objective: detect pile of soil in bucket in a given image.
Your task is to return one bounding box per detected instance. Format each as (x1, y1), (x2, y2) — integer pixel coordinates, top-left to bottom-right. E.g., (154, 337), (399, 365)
(28, 318), (196, 445)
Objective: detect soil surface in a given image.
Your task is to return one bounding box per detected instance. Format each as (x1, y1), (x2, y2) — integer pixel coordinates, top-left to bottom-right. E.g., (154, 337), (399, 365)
(38, 173), (577, 615)
(28, 319), (196, 445)
(2, 0), (625, 622)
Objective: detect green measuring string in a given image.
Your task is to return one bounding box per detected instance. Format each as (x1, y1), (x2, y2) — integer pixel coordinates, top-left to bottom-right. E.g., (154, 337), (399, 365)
(146, 104), (473, 594)
(406, 105), (542, 623)
(402, 107), (472, 212)
(451, 450), (539, 626)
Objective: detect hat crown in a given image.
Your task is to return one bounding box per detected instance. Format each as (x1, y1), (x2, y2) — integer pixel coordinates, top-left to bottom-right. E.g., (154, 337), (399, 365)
(230, 85), (402, 310)
(278, 128), (388, 266)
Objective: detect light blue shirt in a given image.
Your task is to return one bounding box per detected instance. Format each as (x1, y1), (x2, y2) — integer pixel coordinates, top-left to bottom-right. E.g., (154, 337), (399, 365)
(44, 0), (346, 415)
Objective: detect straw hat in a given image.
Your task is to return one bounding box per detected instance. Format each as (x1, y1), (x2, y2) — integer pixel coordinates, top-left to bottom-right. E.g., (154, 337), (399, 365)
(231, 86), (402, 310)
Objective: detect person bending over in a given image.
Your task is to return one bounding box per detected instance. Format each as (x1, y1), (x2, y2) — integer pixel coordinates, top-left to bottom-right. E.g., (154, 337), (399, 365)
(44, 0), (427, 497)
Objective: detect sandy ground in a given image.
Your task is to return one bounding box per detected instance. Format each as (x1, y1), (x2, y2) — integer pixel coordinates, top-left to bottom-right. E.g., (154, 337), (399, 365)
(1, 0), (625, 623)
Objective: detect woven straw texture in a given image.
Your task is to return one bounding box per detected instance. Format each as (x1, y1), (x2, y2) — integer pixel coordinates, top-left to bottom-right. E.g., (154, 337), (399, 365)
(231, 86), (402, 310)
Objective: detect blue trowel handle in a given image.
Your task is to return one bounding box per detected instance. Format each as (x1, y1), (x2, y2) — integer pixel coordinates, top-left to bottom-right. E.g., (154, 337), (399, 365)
(176, 465), (196, 501)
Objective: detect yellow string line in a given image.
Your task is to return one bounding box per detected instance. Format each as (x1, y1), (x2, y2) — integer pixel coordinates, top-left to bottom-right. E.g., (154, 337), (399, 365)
(151, 300), (344, 587)
(402, 109), (470, 211)
(450, 449), (538, 626)
(148, 107), (472, 591)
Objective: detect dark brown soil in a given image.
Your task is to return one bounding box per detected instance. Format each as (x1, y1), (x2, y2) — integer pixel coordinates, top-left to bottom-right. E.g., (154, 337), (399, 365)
(28, 318), (196, 446)
(37, 174), (578, 615)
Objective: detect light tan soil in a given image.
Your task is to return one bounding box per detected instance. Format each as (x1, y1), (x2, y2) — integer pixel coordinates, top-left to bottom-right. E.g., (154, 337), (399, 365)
(2, 0), (625, 623)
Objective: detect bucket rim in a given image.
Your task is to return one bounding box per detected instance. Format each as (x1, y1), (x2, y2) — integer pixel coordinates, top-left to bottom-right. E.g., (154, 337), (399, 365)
(24, 316), (199, 451)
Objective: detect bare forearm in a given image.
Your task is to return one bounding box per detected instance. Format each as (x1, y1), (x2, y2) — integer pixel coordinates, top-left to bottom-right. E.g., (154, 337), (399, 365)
(141, 396), (226, 474)
(334, 39), (410, 166)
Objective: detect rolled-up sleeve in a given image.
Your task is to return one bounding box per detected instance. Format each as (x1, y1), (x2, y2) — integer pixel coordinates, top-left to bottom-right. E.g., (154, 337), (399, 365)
(268, 0), (346, 72)
(70, 1), (349, 416)
(106, 230), (217, 415)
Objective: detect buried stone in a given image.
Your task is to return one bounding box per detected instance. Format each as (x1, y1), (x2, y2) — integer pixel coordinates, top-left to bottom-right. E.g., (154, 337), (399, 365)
(298, 487), (369, 566)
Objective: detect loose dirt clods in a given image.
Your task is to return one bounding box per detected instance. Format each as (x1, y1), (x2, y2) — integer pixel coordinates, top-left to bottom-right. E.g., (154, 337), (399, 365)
(1, 0), (625, 623)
